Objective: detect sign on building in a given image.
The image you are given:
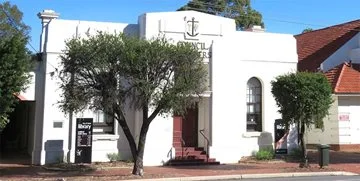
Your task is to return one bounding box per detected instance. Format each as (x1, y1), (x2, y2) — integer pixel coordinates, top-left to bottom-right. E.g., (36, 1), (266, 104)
(75, 118), (93, 163)
(274, 119), (288, 154)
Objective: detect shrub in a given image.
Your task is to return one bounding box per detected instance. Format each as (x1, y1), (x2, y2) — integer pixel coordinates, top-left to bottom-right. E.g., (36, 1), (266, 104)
(106, 153), (121, 162)
(255, 147), (274, 160)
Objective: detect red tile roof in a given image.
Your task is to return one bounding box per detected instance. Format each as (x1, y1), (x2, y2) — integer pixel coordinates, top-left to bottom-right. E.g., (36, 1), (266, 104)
(295, 20), (360, 72)
(325, 62), (360, 93)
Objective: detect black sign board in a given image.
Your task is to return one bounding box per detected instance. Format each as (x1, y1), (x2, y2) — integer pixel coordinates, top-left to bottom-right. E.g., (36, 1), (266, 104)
(75, 118), (93, 163)
(274, 119), (288, 154)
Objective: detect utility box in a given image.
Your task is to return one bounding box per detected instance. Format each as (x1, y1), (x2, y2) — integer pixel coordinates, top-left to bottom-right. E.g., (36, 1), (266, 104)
(318, 144), (330, 168)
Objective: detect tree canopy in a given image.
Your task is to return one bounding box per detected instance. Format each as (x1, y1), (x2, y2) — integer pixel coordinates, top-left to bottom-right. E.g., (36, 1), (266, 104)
(0, 1), (30, 38)
(271, 72), (333, 167)
(0, 1), (32, 129)
(178, 0), (264, 30)
(302, 28), (314, 33)
(59, 32), (207, 175)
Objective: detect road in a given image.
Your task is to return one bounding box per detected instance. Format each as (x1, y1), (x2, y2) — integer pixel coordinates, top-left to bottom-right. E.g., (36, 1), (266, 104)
(222, 175), (360, 181)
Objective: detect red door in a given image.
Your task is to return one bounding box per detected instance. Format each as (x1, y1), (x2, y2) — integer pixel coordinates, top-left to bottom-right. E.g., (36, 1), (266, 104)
(182, 105), (198, 147)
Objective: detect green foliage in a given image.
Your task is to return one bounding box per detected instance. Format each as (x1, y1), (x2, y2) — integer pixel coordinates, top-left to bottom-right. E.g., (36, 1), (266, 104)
(59, 32), (207, 175)
(271, 72), (333, 130)
(178, 0), (264, 30)
(0, 2), (32, 129)
(106, 153), (121, 162)
(254, 147), (274, 160)
(302, 28), (314, 33)
(0, 1), (30, 38)
(59, 32), (207, 117)
(271, 72), (333, 166)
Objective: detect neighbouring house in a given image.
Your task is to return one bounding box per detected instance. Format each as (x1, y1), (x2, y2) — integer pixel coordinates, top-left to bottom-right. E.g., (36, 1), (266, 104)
(296, 20), (360, 151)
(1, 9), (298, 166)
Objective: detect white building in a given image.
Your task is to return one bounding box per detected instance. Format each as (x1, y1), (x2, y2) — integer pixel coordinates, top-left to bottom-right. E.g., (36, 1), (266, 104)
(8, 10), (298, 165)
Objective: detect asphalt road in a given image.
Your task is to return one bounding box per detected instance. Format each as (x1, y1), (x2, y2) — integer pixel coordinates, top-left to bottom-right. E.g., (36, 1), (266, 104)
(222, 175), (360, 181)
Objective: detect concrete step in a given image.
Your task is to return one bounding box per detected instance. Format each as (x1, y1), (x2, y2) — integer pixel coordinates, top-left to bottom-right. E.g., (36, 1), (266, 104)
(167, 159), (220, 166)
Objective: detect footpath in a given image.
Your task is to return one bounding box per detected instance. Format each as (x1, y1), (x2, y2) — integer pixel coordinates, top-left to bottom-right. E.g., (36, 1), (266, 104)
(0, 151), (359, 181)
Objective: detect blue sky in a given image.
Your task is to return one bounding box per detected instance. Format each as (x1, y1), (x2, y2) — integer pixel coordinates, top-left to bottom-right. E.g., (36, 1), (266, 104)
(8, 0), (360, 53)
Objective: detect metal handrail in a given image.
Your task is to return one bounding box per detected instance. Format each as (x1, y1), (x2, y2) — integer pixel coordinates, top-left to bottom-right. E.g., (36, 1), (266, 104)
(199, 129), (209, 162)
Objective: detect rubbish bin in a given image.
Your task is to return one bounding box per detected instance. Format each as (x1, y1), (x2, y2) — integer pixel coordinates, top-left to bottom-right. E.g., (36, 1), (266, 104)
(318, 144), (330, 168)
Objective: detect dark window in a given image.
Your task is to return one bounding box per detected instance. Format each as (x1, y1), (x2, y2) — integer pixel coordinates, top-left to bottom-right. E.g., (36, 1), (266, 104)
(246, 77), (262, 132)
(93, 110), (114, 134)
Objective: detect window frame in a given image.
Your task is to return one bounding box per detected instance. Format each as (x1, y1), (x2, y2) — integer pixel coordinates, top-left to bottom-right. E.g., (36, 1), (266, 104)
(93, 110), (115, 135)
(246, 77), (262, 132)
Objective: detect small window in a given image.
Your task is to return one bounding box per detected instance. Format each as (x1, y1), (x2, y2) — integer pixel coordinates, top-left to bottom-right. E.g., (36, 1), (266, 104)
(93, 110), (114, 134)
(53, 121), (63, 128)
(246, 77), (262, 132)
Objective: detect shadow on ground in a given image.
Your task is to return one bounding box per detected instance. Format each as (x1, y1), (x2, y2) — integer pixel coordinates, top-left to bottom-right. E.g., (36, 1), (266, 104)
(0, 164), (96, 178)
(283, 150), (360, 164)
(164, 164), (258, 170)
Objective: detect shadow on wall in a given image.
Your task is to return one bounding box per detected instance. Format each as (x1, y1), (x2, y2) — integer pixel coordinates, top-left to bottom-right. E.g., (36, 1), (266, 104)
(124, 24), (139, 36)
(287, 125), (299, 152)
(44, 140), (64, 164)
(257, 132), (273, 149)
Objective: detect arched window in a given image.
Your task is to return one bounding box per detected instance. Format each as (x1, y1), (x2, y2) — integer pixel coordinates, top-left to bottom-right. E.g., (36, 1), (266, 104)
(246, 77), (262, 132)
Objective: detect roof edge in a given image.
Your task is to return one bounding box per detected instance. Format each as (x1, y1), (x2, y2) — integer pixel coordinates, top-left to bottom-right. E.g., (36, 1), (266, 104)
(294, 19), (360, 37)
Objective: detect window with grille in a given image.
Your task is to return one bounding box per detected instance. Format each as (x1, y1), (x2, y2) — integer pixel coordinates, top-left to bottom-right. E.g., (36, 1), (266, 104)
(246, 77), (262, 132)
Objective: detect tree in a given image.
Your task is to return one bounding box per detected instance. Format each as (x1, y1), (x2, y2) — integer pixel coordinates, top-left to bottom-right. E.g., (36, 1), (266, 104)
(271, 72), (333, 167)
(0, 1), (30, 38)
(178, 0), (264, 30)
(59, 32), (207, 175)
(0, 1), (32, 129)
(302, 28), (313, 33)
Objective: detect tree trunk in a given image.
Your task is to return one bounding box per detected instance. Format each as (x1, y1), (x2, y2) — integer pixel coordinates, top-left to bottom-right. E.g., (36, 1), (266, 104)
(114, 107), (137, 161)
(299, 122), (309, 168)
(132, 105), (150, 176)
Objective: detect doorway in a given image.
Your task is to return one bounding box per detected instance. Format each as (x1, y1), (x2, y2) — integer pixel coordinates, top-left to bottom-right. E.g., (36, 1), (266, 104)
(0, 101), (35, 164)
(182, 105), (199, 147)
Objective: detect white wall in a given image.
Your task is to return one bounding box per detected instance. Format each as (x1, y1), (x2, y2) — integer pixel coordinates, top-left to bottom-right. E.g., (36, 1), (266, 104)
(34, 18), (139, 164)
(210, 31), (298, 163)
(35, 10), (298, 165)
(338, 96), (360, 144)
(198, 97), (211, 148)
(306, 95), (360, 147)
(321, 33), (360, 71)
(137, 11), (236, 165)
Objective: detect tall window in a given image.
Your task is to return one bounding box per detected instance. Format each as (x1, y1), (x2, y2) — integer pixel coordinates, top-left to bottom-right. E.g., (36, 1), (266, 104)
(246, 77), (262, 132)
(93, 110), (114, 134)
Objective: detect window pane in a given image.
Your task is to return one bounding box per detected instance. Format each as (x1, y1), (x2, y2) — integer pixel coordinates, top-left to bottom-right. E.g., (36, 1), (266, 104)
(93, 110), (115, 134)
(255, 87), (261, 94)
(255, 104), (260, 112)
(94, 111), (104, 123)
(246, 77), (262, 132)
(255, 95), (261, 103)
(249, 105), (254, 113)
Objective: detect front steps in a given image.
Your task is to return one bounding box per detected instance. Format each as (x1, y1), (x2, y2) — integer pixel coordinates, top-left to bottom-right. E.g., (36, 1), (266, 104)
(167, 147), (220, 166)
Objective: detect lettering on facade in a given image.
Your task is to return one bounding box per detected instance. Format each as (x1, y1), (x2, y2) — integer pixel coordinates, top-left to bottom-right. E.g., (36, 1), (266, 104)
(339, 113), (350, 121)
(177, 41), (212, 59)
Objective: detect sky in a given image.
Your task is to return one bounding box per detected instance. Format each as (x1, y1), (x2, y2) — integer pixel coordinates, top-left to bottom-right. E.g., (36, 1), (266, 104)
(8, 0), (360, 53)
